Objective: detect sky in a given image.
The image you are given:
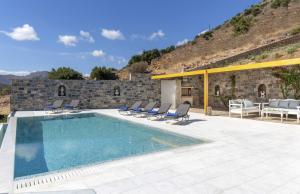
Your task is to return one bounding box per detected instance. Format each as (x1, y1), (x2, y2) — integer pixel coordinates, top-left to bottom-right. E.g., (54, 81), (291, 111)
(0, 0), (260, 76)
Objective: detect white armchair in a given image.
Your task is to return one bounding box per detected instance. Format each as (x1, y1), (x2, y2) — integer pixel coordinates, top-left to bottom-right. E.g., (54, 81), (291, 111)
(229, 99), (261, 119)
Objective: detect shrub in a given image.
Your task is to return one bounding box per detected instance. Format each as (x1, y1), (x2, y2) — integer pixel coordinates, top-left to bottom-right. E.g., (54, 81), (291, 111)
(160, 46), (175, 55)
(48, 67), (83, 80)
(230, 15), (252, 35)
(271, 0), (282, 8)
(127, 62), (148, 73)
(274, 53), (283, 58)
(0, 85), (11, 96)
(244, 4), (262, 16)
(290, 27), (300, 35)
(90, 66), (118, 80)
(271, 0), (291, 8)
(202, 31), (214, 40)
(0, 115), (7, 123)
(255, 53), (269, 61)
(287, 46), (298, 54)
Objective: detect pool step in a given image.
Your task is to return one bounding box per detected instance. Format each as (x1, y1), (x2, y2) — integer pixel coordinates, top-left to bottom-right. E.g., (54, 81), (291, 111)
(14, 165), (101, 193)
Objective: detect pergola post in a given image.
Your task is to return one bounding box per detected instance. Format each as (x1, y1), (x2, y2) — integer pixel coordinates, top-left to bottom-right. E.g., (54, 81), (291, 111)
(204, 70), (209, 115)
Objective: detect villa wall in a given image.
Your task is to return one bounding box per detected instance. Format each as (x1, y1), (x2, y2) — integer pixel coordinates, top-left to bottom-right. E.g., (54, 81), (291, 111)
(11, 74), (161, 111)
(181, 68), (284, 109)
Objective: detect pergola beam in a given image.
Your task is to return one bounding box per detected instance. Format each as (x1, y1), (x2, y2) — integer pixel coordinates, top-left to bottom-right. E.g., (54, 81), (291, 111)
(152, 58), (300, 79)
(151, 58), (300, 115)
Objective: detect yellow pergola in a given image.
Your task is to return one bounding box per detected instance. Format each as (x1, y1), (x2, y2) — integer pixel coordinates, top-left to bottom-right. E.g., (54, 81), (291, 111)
(152, 58), (300, 114)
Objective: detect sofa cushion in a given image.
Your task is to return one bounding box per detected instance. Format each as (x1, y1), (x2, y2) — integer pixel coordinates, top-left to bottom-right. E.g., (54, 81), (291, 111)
(288, 100), (300, 109)
(269, 99), (280, 108)
(243, 100), (254, 108)
(278, 100), (290, 109)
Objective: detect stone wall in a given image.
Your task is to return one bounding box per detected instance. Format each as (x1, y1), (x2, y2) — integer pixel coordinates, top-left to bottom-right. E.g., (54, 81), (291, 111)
(181, 68), (285, 109)
(11, 74), (161, 111)
(194, 34), (300, 70)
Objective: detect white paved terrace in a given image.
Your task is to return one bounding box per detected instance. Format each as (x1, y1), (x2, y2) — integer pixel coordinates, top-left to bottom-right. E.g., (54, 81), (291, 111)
(1, 109), (300, 194)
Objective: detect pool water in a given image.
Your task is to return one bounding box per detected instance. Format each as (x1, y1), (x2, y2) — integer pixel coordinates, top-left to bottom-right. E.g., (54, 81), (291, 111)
(14, 113), (204, 178)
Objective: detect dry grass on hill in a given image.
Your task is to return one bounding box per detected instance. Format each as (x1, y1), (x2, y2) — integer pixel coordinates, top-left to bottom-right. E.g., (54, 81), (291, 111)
(0, 95), (10, 115)
(149, 0), (300, 74)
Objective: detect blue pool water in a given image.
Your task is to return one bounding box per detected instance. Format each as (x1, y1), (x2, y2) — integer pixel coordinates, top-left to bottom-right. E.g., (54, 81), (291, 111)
(14, 113), (204, 178)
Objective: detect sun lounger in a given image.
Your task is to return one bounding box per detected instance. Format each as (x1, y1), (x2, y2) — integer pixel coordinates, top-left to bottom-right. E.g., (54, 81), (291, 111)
(118, 101), (142, 115)
(45, 100), (63, 113)
(147, 103), (172, 119)
(165, 103), (191, 121)
(64, 100), (80, 111)
(131, 101), (157, 115)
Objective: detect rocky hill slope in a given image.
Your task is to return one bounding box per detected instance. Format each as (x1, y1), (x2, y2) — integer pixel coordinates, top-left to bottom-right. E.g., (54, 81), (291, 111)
(0, 71), (48, 85)
(147, 0), (300, 74)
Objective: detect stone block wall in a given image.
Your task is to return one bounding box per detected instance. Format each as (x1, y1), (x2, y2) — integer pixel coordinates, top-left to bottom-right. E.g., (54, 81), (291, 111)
(182, 68), (285, 109)
(11, 74), (161, 111)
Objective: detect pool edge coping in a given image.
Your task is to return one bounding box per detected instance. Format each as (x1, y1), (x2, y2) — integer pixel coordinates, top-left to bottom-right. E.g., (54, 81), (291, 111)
(0, 117), (17, 193)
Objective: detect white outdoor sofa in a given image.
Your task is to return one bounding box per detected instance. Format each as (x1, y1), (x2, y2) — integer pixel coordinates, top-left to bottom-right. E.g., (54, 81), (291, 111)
(261, 99), (300, 123)
(229, 99), (261, 119)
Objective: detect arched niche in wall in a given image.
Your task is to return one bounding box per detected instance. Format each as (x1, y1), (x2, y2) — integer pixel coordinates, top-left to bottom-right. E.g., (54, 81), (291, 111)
(57, 85), (67, 97)
(258, 84), (267, 99)
(214, 85), (221, 96)
(113, 86), (121, 96)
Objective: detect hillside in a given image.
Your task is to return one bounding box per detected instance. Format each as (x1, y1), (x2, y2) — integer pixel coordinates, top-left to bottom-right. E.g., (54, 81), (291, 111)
(0, 71), (48, 85)
(122, 0), (300, 75)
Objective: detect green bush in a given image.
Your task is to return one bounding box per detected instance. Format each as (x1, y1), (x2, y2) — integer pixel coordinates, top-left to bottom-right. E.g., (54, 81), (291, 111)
(90, 66), (118, 80)
(290, 27), (300, 35)
(0, 115), (7, 123)
(274, 53), (283, 58)
(244, 4), (262, 16)
(230, 15), (252, 35)
(287, 46), (298, 54)
(160, 46), (175, 55)
(271, 0), (291, 8)
(48, 67), (83, 80)
(127, 62), (148, 73)
(202, 31), (214, 40)
(0, 85), (11, 96)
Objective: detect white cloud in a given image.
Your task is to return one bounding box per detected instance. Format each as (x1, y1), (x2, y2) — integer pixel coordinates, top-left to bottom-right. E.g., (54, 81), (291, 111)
(57, 35), (78, 47)
(176, 38), (189, 46)
(91, 50), (105, 57)
(79, 30), (95, 43)
(149, 30), (165, 40)
(0, 69), (31, 76)
(101, 29), (125, 40)
(0, 24), (39, 41)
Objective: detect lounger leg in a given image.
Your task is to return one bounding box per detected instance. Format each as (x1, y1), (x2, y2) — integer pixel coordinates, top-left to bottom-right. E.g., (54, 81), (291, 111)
(241, 113), (243, 119)
(281, 113), (283, 123)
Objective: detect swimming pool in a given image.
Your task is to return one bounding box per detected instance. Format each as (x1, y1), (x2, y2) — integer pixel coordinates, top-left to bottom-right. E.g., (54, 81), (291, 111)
(14, 113), (204, 179)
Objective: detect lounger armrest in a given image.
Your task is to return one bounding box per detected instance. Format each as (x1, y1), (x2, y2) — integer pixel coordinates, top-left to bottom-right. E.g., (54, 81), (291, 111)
(229, 103), (243, 107)
(253, 103), (261, 109)
(297, 106), (300, 111)
(261, 103), (269, 109)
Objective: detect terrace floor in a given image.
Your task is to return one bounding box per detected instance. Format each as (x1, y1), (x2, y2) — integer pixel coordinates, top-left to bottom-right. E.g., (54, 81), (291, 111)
(1, 109), (300, 194)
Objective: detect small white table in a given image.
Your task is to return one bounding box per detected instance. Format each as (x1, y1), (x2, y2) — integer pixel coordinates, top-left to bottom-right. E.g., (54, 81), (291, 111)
(261, 108), (288, 123)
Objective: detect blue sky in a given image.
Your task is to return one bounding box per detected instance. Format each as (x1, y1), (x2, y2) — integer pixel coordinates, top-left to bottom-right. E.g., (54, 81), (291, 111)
(0, 0), (260, 76)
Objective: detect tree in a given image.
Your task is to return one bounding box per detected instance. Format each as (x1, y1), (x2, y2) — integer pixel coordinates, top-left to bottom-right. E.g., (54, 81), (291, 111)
(48, 67), (83, 80)
(272, 67), (300, 99)
(160, 46), (175, 54)
(141, 49), (161, 65)
(128, 55), (143, 65)
(90, 66), (118, 80)
(128, 62), (148, 73)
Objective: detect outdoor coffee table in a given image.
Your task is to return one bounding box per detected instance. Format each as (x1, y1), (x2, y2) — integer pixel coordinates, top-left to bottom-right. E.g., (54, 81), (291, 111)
(261, 108), (288, 123)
